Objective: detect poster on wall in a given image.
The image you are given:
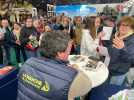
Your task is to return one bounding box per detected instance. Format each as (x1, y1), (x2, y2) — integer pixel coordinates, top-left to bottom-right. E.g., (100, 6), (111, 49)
(55, 5), (97, 17)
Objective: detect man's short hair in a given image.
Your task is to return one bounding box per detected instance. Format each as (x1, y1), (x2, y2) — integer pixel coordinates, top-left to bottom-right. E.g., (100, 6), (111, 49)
(39, 31), (70, 58)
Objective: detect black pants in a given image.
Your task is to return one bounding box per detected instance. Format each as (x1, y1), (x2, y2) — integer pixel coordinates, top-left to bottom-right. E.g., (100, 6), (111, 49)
(14, 46), (27, 63)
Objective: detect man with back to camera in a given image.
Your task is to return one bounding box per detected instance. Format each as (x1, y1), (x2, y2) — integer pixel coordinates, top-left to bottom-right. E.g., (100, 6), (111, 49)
(17, 31), (92, 100)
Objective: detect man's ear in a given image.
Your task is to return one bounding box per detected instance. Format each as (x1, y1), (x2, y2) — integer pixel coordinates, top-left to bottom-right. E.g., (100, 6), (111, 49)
(57, 51), (68, 61)
(57, 52), (65, 59)
(57, 52), (61, 58)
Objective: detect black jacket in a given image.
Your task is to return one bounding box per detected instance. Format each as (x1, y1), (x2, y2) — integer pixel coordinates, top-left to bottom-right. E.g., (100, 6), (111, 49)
(20, 26), (39, 46)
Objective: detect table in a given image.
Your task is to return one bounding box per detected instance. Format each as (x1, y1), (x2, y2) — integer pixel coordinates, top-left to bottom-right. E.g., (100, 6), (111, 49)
(68, 55), (109, 88)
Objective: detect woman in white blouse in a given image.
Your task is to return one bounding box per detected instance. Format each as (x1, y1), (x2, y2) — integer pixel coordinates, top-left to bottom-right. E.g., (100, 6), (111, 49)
(81, 16), (103, 58)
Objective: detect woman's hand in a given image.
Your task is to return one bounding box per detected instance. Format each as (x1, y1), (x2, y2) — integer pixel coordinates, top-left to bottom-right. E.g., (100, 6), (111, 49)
(98, 31), (105, 38)
(16, 40), (20, 45)
(112, 36), (125, 49)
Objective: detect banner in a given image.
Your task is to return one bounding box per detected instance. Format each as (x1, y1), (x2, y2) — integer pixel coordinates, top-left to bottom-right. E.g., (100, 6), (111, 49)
(55, 5), (97, 17)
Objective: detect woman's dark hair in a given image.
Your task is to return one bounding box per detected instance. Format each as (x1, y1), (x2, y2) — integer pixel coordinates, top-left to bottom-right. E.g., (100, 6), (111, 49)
(14, 22), (21, 27)
(11, 22), (21, 31)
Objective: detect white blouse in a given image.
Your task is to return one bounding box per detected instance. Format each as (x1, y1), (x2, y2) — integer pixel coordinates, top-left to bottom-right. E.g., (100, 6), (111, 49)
(80, 29), (100, 58)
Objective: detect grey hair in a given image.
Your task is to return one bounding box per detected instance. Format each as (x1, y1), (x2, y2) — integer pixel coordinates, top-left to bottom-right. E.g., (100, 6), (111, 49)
(39, 31), (70, 58)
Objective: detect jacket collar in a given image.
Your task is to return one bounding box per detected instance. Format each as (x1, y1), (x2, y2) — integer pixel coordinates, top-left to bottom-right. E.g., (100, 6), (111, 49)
(39, 57), (69, 65)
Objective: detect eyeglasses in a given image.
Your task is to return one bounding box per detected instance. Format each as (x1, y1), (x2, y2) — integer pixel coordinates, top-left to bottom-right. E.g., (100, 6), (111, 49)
(120, 23), (130, 27)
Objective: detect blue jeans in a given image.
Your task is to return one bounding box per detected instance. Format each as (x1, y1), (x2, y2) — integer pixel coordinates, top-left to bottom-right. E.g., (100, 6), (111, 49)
(110, 74), (126, 86)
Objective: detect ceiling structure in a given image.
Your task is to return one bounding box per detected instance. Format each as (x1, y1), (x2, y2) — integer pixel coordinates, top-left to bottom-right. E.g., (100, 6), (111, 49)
(53, 0), (128, 5)
(28, 0), (129, 6)
(0, 0), (128, 16)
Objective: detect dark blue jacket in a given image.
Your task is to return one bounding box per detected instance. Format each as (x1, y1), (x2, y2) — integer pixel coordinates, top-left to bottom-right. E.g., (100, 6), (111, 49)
(17, 57), (77, 100)
(108, 34), (134, 76)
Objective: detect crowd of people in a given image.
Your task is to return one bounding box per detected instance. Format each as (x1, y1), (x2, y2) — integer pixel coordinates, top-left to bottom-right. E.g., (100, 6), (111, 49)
(0, 13), (134, 100)
(0, 14), (115, 65)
